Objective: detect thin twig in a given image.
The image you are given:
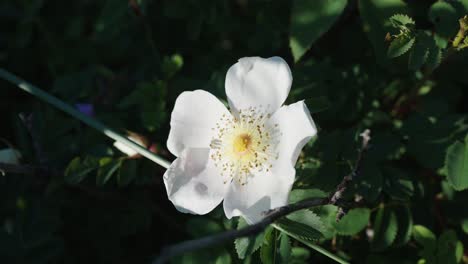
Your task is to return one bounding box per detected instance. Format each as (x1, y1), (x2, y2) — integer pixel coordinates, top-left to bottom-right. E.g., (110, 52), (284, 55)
(330, 129), (371, 205)
(153, 130), (372, 263)
(329, 129), (371, 221)
(152, 198), (328, 264)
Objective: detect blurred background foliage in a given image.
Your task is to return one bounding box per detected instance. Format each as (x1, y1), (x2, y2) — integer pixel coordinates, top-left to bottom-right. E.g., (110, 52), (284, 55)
(1, 0), (468, 263)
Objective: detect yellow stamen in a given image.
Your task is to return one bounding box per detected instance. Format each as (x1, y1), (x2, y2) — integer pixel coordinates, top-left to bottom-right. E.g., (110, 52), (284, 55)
(233, 133), (251, 154)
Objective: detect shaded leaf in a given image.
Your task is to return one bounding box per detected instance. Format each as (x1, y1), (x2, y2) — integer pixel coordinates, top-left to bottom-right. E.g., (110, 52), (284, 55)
(290, 247), (310, 263)
(359, 0), (408, 64)
(235, 218), (266, 259)
(437, 230), (462, 264)
(387, 34), (415, 58)
(461, 219), (468, 234)
(372, 207), (398, 251)
(429, 1), (459, 38)
(412, 225), (436, 251)
(276, 218), (322, 241)
(408, 31), (431, 70)
(425, 41), (442, 71)
(393, 205), (413, 247)
(290, 0), (347, 61)
(444, 136), (468, 190)
(287, 210), (325, 236)
(260, 228), (276, 264)
(389, 14), (415, 28)
(96, 157), (122, 186)
(64, 156), (99, 184)
(334, 208), (371, 236)
(383, 167), (414, 201)
(288, 189), (328, 204)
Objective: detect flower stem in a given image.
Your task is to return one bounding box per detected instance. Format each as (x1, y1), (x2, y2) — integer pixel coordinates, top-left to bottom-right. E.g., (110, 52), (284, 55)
(0, 69), (171, 169)
(272, 224), (350, 264)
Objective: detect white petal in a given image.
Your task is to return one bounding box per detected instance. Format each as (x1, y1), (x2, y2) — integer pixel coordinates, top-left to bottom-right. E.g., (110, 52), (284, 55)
(223, 169), (295, 224)
(0, 148), (21, 164)
(164, 148), (226, 215)
(269, 100), (317, 175)
(167, 90), (230, 157)
(225, 56), (292, 115)
(113, 136), (144, 156)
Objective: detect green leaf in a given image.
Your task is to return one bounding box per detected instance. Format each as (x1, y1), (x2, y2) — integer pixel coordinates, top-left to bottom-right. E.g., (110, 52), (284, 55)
(387, 34), (415, 58)
(425, 41), (442, 71)
(273, 223), (348, 264)
(333, 208), (371, 236)
(290, 247), (311, 263)
(383, 166), (414, 201)
(312, 205), (339, 239)
(461, 219), (468, 234)
(260, 228), (277, 264)
(260, 228), (292, 264)
(408, 31), (431, 70)
(412, 225), (437, 251)
(437, 230), (462, 264)
(279, 233), (292, 264)
(288, 189), (328, 204)
(287, 210), (325, 236)
(235, 218), (267, 259)
(393, 205), (413, 247)
(389, 14), (415, 28)
(64, 156), (100, 184)
(289, 0), (348, 62)
(444, 136), (468, 190)
(359, 0), (408, 64)
(372, 207), (398, 251)
(96, 157), (122, 186)
(429, 1), (459, 38)
(276, 218), (322, 241)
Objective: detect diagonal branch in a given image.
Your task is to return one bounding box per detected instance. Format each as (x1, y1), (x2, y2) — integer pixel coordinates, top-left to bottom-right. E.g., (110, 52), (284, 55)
(152, 198), (328, 264)
(153, 130), (372, 264)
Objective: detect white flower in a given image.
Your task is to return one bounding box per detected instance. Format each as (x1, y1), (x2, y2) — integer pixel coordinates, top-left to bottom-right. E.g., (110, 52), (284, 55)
(164, 56), (317, 224)
(0, 148), (21, 164)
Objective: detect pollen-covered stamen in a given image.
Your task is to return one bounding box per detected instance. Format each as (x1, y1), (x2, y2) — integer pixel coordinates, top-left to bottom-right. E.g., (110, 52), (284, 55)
(209, 105), (281, 185)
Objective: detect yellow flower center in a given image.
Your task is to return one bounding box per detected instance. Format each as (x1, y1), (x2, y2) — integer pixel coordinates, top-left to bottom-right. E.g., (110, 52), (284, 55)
(209, 105), (281, 185)
(233, 133), (252, 154)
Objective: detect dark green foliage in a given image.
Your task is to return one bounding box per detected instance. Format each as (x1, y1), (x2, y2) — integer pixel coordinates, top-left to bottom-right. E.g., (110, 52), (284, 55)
(372, 207), (398, 251)
(235, 219), (267, 259)
(289, 0), (347, 61)
(333, 208), (371, 236)
(387, 34), (415, 58)
(412, 226), (464, 263)
(260, 229), (291, 264)
(1, 0), (468, 263)
(444, 134), (468, 190)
